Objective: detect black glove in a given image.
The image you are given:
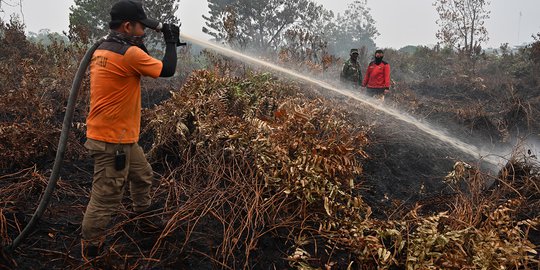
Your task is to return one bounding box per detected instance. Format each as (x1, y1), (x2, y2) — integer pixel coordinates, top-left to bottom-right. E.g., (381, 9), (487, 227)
(162, 23), (180, 44)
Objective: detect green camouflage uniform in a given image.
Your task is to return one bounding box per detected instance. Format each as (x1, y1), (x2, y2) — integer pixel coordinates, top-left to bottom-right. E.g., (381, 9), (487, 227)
(340, 59), (362, 87)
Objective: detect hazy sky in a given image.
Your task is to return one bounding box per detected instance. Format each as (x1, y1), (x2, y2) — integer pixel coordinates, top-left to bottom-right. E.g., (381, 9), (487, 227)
(2, 0), (539, 49)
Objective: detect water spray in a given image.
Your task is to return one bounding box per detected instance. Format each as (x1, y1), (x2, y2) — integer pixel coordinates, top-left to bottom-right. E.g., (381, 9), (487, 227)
(5, 32), (503, 252)
(180, 34), (502, 167)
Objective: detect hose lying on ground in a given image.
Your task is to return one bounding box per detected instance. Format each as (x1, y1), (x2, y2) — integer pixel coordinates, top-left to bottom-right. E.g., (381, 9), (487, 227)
(8, 38), (105, 250)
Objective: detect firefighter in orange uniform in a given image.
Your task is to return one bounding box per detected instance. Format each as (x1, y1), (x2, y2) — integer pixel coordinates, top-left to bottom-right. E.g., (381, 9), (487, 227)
(81, 0), (179, 259)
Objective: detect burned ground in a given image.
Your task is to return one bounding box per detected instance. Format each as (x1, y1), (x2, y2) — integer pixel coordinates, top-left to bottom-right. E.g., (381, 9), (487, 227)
(1, 72), (538, 269)
(1, 20), (539, 269)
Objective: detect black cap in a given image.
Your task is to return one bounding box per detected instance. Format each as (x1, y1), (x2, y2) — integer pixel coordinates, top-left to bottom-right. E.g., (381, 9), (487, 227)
(375, 49), (384, 54)
(350, 48), (359, 55)
(110, 0), (160, 30)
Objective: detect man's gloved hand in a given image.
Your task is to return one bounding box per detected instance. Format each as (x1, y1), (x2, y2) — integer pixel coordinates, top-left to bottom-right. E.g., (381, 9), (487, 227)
(162, 23), (180, 44)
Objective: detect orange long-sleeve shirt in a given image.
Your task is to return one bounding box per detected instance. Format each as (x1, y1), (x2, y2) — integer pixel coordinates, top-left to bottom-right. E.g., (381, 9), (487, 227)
(86, 42), (163, 144)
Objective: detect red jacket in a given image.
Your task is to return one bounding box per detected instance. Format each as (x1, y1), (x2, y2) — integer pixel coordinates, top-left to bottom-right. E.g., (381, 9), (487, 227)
(362, 61), (390, 89)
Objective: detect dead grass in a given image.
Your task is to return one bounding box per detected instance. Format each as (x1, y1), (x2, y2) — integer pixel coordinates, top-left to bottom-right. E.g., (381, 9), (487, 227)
(0, 18), (539, 269)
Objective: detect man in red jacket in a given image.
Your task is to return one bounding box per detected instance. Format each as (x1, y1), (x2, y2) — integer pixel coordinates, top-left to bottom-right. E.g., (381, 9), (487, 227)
(362, 49), (391, 100)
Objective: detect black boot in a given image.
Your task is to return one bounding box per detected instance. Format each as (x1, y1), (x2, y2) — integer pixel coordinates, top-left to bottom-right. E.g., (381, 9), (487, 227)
(130, 204), (165, 235)
(81, 242), (102, 261)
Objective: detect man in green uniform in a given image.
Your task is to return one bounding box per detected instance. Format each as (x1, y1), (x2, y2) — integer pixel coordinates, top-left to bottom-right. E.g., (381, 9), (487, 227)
(340, 48), (362, 88)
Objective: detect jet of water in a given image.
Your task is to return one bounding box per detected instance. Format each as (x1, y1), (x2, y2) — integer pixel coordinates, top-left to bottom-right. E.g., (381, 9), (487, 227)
(181, 34), (502, 167)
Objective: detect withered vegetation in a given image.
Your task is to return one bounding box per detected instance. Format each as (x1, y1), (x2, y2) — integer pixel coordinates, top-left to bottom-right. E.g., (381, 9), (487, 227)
(0, 18), (539, 269)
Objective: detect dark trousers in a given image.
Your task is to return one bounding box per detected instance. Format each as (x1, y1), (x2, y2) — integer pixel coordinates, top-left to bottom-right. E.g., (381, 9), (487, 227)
(366, 87), (385, 97)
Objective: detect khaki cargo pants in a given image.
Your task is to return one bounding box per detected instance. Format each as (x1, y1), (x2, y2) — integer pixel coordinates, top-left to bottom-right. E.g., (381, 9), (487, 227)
(82, 139), (153, 245)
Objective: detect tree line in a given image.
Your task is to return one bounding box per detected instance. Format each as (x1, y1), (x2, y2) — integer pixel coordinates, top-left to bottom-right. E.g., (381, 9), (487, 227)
(65, 0), (494, 57)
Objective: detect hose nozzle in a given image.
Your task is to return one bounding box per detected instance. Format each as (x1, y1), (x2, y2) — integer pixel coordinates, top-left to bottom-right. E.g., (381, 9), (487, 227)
(154, 22), (182, 32)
